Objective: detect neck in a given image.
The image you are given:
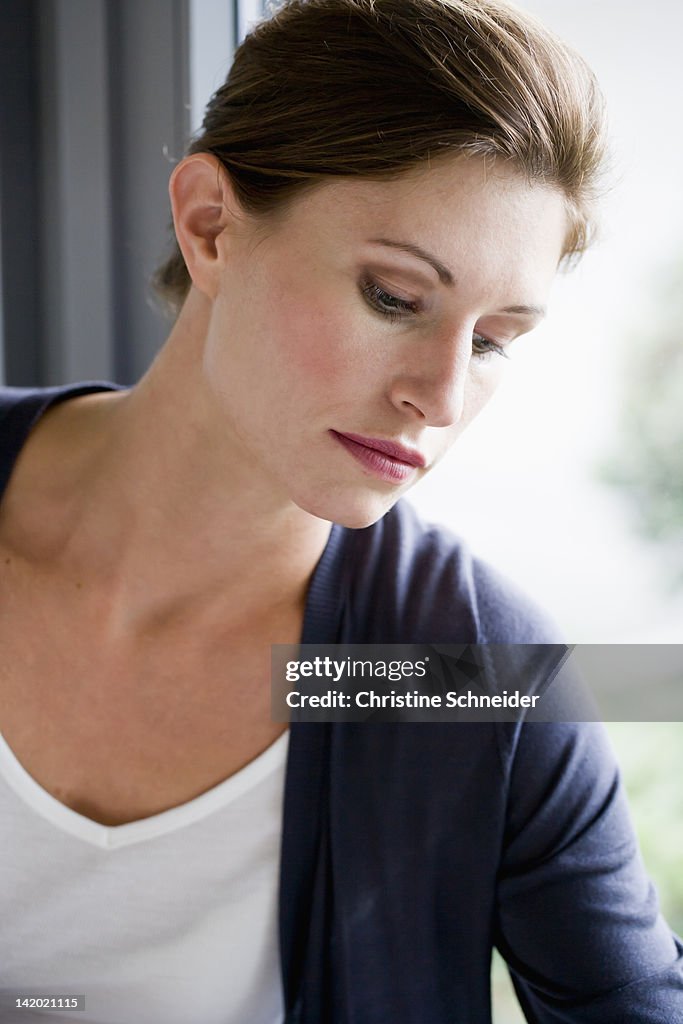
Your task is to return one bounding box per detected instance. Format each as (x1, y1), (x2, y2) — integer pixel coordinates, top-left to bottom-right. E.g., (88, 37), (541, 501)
(18, 291), (332, 642)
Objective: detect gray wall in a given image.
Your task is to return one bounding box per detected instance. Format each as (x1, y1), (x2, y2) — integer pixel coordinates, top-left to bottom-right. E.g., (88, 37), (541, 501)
(0, 1), (43, 386)
(0, 0), (245, 388)
(0, 0), (274, 388)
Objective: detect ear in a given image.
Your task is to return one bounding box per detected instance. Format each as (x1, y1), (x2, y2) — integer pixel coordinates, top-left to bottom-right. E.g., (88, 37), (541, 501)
(168, 153), (244, 300)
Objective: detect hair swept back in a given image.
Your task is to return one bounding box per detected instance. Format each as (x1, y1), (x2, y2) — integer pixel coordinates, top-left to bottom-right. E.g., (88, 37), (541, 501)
(153, 0), (608, 317)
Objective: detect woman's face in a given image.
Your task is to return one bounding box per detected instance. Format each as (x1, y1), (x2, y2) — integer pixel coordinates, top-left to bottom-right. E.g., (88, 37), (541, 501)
(203, 155), (568, 528)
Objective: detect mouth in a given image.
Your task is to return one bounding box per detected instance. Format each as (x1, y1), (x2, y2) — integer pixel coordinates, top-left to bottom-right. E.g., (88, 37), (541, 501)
(330, 430), (426, 484)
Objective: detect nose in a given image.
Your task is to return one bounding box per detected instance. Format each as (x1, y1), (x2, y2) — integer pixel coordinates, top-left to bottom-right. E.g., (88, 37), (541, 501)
(388, 330), (472, 428)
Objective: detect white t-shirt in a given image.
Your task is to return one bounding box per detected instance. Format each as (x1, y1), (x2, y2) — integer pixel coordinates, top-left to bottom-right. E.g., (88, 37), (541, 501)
(0, 728), (289, 1024)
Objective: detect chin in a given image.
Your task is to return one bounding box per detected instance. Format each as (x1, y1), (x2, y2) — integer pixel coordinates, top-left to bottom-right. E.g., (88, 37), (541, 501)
(295, 487), (401, 530)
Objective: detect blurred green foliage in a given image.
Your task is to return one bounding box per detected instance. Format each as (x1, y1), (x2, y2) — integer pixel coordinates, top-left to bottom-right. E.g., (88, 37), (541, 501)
(606, 722), (683, 936)
(600, 257), (683, 581)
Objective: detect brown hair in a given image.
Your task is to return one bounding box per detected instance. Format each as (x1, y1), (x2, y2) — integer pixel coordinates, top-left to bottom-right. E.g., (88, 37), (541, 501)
(153, 0), (608, 317)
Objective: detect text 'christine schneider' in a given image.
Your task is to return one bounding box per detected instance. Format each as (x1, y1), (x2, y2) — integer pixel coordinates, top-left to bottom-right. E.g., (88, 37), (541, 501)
(274, 653), (544, 720)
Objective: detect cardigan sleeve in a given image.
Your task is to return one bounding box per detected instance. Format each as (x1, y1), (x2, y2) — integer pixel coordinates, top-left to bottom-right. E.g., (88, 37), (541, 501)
(494, 714), (683, 1022)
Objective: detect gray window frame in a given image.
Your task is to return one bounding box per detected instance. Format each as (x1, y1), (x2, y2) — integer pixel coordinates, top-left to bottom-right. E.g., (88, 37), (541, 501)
(0, 0), (262, 388)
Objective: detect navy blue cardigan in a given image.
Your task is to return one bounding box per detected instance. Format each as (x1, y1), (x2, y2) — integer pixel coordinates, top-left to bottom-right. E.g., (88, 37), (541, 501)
(1, 382), (682, 1023)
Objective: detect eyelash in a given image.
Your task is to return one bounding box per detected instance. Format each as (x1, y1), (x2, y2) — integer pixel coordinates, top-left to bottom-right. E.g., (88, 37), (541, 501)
(360, 280), (510, 361)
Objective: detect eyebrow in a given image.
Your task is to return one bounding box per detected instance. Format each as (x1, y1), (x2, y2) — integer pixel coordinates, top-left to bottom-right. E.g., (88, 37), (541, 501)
(500, 303), (547, 318)
(369, 237), (455, 286)
(367, 237), (546, 319)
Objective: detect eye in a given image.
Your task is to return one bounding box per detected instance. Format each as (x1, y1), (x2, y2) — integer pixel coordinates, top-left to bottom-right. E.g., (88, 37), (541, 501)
(361, 280), (421, 323)
(472, 334), (510, 362)
(361, 279), (510, 361)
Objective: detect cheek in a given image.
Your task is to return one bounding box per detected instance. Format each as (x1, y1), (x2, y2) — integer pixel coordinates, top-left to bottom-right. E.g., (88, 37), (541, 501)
(273, 296), (372, 388)
(475, 356), (506, 396)
(459, 361), (507, 428)
(280, 311), (335, 382)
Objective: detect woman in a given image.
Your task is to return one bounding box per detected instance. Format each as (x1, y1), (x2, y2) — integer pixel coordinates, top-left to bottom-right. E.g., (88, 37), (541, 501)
(0, 0), (681, 1021)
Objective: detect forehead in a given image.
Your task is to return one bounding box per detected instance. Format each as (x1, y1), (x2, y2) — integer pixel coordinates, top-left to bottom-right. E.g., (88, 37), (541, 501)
(271, 155), (569, 281)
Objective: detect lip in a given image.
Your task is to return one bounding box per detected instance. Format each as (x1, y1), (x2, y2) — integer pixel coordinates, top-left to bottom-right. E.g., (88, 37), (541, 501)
(335, 432), (426, 467)
(330, 430), (426, 484)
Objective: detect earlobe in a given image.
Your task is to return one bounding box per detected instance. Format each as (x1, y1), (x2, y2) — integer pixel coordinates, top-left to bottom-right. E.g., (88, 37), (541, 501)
(168, 153), (239, 300)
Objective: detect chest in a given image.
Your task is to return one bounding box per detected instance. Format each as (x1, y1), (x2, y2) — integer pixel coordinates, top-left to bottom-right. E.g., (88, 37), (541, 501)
(0, 558), (294, 826)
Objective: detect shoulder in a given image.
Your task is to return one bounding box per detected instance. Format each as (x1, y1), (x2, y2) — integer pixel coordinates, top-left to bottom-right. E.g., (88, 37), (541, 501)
(343, 499), (562, 644)
(0, 380), (127, 553)
(0, 379), (125, 419)
(0, 380), (125, 469)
